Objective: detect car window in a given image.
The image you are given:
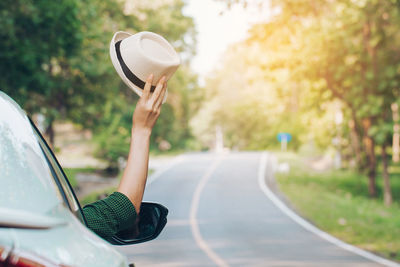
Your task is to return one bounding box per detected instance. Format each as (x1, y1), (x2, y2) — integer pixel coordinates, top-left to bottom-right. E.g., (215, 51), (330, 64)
(33, 125), (87, 225)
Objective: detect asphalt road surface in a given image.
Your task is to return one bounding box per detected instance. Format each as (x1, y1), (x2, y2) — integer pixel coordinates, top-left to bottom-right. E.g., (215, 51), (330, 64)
(117, 152), (394, 267)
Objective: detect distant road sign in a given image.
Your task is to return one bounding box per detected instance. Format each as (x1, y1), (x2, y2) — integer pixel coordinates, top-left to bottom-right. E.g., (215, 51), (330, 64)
(277, 133), (292, 143)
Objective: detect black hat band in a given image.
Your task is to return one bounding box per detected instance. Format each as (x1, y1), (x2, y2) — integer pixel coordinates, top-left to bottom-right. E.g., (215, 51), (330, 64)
(115, 40), (156, 92)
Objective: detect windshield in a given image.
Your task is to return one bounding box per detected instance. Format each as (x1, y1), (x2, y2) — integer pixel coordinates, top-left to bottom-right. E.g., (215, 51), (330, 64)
(0, 93), (63, 214)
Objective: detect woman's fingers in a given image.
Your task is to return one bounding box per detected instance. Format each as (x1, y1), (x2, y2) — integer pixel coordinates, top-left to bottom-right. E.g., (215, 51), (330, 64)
(150, 76), (166, 104)
(155, 82), (167, 108)
(142, 74), (153, 100)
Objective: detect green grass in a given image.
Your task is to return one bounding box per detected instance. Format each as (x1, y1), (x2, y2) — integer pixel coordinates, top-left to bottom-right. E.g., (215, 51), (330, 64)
(275, 152), (400, 261)
(63, 167), (97, 189)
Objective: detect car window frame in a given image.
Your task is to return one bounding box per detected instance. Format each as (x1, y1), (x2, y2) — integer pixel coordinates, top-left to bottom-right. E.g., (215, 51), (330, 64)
(29, 118), (88, 226)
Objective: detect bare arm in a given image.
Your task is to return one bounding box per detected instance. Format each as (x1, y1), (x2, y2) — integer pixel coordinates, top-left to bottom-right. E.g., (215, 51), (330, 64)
(117, 74), (167, 213)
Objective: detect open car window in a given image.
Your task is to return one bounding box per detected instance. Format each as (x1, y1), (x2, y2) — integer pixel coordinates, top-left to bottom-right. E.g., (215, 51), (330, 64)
(32, 122), (87, 225)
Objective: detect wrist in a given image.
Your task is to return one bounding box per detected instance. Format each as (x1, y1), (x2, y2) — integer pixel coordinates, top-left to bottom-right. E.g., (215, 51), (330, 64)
(131, 127), (152, 138)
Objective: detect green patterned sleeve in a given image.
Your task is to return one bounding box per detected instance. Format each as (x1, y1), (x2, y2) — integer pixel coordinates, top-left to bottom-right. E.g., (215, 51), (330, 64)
(82, 191), (137, 240)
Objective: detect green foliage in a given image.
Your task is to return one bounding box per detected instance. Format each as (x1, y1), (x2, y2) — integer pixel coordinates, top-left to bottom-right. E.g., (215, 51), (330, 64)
(191, 36), (336, 151)
(93, 68), (202, 165)
(93, 93), (135, 164)
(0, 0), (82, 110)
(84, 0), (201, 165)
(205, 1), (400, 168)
(0, 0), (201, 165)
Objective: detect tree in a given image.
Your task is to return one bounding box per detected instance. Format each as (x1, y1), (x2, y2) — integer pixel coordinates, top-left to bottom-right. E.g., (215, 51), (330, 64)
(0, 0), (83, 144)
(217, 0), (400, 203)
(0, 0), (201, 166)
(79, 0), (201, 165)
(286, 0), (400, 202)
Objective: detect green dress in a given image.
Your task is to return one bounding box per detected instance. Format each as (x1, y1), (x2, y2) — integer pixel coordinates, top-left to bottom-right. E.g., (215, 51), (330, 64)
(82, 192), (137, 240)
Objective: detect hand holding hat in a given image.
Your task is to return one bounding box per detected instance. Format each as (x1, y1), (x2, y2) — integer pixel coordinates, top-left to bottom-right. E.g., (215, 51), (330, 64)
(110, 31), (181, 103)
(131, 73), (167, 135)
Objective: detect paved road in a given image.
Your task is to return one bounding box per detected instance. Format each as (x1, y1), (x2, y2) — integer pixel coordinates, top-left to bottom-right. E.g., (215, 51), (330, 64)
(117, 152), (388, 267)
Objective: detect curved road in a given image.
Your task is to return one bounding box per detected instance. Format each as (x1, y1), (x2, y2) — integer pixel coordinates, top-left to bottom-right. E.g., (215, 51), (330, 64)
(118, 152), (394, 267)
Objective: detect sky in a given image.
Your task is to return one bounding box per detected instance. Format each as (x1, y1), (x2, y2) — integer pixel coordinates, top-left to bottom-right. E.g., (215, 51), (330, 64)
(183, 0), (271, 83)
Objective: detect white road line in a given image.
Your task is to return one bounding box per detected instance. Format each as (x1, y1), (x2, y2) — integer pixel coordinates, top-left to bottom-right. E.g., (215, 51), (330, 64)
(146, 155), (186, 186)
(189, 155), (229, 267)
(258, 152), (400, 267)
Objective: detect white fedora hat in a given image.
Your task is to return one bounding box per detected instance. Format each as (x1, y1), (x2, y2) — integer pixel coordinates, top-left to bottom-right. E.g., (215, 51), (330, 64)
(110, 31), (181, 102)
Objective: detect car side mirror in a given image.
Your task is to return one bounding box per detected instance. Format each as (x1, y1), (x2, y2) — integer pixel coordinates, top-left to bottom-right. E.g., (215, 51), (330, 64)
(108, 202), (168, 245)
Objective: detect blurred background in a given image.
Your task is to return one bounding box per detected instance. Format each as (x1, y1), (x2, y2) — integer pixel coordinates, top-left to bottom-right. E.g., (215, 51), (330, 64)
(1, 0), (400, 263)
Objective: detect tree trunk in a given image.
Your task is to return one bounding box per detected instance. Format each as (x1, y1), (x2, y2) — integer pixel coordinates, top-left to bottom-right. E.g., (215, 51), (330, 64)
(366, 138), (377, 198)
(45, 119), (55, 148)
(381, 143), (393, 206)
(362, 118), (377, 197)
(349, 118), (362, 169)
(392, 103), (400, 163)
